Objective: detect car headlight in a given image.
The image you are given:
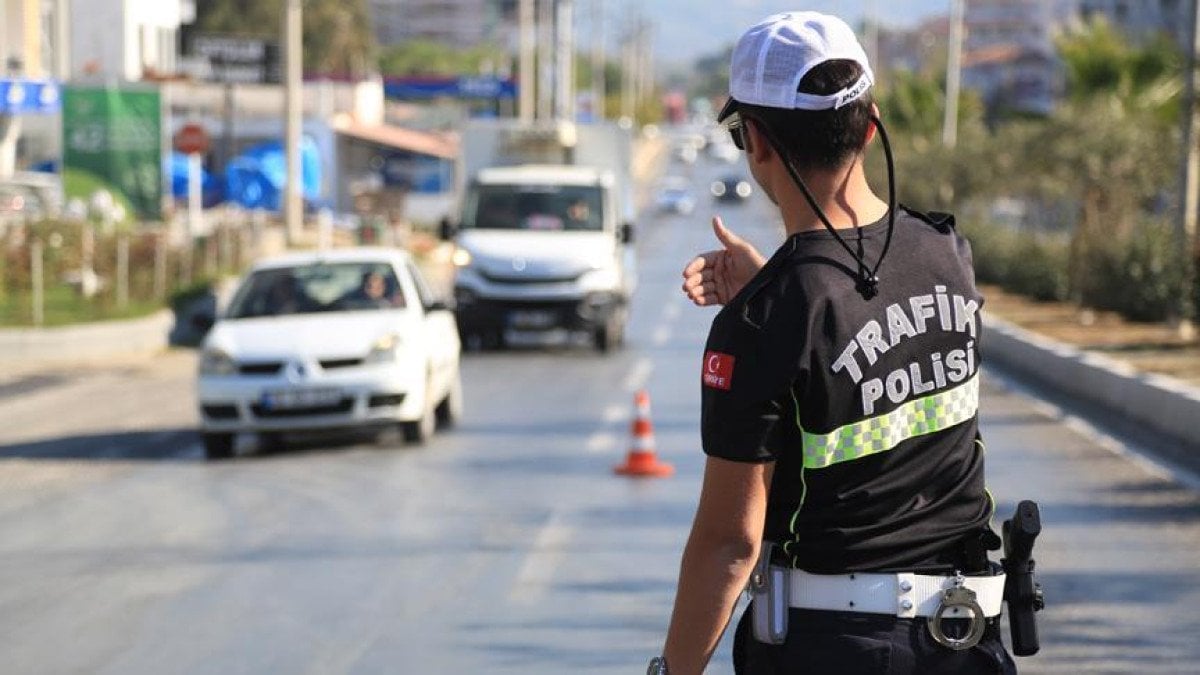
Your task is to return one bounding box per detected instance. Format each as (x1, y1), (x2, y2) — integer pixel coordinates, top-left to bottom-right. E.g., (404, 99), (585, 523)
(366, 333), (403, 364)
(199, 348), (236, 376)
(711, 181), (726, 197)
(452, 247), (473, 267)
(736, 181), (752, 198)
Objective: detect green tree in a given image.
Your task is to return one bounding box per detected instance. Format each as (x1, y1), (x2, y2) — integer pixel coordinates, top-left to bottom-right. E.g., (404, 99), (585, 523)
(377, 41), (505, 77)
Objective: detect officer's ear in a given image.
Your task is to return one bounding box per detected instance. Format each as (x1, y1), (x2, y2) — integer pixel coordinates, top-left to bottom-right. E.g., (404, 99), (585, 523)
(744, 119), (773, 164)
(865, 103), (881, 145)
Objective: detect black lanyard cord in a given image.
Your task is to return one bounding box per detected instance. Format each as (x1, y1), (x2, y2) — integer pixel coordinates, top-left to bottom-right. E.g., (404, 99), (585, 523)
(756, 116), (898, 300)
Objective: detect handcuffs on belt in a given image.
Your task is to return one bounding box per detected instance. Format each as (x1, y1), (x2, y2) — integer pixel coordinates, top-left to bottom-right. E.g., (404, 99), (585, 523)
(927, 571), (987, 651)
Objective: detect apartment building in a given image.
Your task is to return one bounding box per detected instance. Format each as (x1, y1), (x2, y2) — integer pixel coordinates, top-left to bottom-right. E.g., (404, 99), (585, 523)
(369, 0), (512, 48)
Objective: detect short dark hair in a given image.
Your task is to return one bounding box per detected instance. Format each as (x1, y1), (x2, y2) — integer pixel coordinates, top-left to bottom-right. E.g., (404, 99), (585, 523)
(738, 59), (874, 171)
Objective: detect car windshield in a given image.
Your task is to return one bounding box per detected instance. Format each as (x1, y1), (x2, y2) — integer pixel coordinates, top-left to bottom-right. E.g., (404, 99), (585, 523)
(464, 184), (604, 232)
(225, 262), (406, 319)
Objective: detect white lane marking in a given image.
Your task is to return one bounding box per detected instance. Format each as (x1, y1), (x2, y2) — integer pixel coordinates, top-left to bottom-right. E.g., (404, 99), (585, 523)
(602, 403), (627, 424)
(664, 301), (682, 322)
(509, 511), (573, 604)
(586, 431), (619, 454)
(623, 357), (653, 392)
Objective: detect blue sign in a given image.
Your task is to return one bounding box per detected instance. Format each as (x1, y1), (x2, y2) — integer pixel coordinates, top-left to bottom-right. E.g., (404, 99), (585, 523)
(0, 78), (61, 115)
(383, 76), (517, 100)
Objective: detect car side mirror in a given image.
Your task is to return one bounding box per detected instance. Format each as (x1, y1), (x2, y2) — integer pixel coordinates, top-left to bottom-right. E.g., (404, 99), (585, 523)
(620, 222), (635, 244)
(438, 217), (457, 241)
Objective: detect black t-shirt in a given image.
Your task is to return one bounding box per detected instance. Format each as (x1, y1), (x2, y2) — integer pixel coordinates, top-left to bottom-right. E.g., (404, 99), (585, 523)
(701, 207), (993, 574)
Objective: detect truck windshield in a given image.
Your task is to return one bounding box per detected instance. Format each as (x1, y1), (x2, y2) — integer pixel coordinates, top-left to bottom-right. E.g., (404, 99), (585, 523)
(464, 184), (603, 232)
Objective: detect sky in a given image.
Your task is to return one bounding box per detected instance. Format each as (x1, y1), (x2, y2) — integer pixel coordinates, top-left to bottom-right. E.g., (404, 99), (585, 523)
(623, 0), (952, 66)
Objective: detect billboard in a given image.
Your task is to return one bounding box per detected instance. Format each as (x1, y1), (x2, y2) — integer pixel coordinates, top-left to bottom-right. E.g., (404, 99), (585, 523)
(62, 86), (163, 222)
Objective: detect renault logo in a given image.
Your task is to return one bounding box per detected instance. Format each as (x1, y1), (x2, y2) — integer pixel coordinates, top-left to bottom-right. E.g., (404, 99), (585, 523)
(286, 361), (306, 382)
(512, 257), (527, 272)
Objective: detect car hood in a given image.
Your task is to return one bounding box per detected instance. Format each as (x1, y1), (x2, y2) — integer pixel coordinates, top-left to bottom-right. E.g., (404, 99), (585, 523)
(205, 311), (417, 360)
(458, 230), (616, 279)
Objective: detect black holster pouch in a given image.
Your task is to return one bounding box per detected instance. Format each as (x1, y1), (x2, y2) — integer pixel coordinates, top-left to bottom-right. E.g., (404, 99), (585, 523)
(1002, 500), (1046, 656)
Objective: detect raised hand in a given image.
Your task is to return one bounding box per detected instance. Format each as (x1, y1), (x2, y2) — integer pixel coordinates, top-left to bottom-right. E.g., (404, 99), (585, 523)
(681, 216), (767, 307)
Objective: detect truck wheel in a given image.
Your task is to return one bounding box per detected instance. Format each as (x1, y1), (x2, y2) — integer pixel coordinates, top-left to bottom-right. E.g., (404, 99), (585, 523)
(593, 322), (616, 353)
(202, 432), (235, 460)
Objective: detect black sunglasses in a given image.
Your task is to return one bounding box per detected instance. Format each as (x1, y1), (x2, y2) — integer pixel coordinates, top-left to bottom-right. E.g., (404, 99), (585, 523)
(718, 98), (750, 151)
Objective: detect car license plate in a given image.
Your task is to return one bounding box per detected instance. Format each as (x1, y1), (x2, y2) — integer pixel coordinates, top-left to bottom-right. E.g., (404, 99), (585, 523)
(260, 388), (343, 410)
(508, 310), (556, 329)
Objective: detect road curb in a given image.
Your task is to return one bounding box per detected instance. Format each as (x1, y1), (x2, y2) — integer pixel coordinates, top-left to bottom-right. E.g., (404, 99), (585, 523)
(0, 310), (174, 373)
(983, 313), (1200, 467)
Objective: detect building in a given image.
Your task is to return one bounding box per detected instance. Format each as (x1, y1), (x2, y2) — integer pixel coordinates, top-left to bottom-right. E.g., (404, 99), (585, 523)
(1075, 0), (1190, 46)
(960, 0), (1075, 116)
(1, 0), (66, 179)
(369, 0), (511, 49)
(70, 0), (194, 82)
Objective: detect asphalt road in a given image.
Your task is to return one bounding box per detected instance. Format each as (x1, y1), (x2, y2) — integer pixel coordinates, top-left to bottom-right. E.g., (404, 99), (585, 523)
(1, 149), (1198, 674)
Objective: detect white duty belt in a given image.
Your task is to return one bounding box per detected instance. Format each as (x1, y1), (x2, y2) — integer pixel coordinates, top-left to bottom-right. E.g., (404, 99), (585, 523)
(785, 568), (1006, 619)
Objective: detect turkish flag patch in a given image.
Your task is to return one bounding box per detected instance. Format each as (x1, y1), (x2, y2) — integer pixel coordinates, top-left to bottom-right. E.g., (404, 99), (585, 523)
(702, 351), (735, 390)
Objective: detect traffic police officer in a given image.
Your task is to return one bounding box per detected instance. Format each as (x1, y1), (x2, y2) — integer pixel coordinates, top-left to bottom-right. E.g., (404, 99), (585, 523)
(650, 12), (1017, 675)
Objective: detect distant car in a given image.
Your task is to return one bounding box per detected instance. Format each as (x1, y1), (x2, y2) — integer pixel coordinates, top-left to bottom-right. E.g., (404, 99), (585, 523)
(655, 178), (696, 215)
(709, 139), (742, 164)
(711, 175), (754, 202)
(195, 247), (462, 459)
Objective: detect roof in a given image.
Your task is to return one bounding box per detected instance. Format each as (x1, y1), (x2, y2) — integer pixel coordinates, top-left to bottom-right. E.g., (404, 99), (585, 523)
(475, 164), (613, 187)
(251, 247), (413, 271)
(331, 115), (458, 159)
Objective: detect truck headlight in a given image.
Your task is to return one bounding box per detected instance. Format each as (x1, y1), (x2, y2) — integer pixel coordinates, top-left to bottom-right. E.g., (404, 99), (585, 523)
(199, 348), (237, 376)
(452, 247), (473, 267)
(366, 333), (402, 364)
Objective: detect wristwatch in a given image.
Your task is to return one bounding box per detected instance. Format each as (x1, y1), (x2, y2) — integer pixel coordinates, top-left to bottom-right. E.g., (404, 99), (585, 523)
(647, 656), (669, 675)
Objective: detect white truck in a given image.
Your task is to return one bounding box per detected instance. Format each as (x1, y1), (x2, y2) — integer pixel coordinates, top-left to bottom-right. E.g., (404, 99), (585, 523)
(441, 120), (637, 352)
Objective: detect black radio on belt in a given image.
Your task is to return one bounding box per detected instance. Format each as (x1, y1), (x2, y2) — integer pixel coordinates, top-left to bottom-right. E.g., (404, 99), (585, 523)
(1001, 500), (1045, 656)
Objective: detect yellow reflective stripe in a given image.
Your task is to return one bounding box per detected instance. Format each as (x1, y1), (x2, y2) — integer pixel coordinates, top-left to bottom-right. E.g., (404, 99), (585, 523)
(801, 374), (979, 470)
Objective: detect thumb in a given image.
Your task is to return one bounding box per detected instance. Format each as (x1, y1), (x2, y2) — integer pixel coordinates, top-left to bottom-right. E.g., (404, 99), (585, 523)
(711, 215), (743, 250)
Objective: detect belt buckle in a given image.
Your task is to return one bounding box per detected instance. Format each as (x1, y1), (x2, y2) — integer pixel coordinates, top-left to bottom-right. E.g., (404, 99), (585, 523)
(927, 572), (987, 651)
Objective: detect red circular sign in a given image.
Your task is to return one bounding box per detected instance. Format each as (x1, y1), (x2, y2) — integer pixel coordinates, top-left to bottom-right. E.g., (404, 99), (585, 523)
(174, 123), (211, 155)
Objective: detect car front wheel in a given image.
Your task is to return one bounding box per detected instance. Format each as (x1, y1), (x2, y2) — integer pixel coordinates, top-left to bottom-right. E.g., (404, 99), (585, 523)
(435, 374), (464, 429)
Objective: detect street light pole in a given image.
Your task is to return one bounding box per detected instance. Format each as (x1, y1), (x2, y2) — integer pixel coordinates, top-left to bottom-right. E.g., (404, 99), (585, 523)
(591, 0), (605, 121)
(519, 0), (535, 122)
(284, 0), (303, 246)
(555, 0), (574, 122)
(943, 0), (964, 149)
(1177, 0), (1200, 333)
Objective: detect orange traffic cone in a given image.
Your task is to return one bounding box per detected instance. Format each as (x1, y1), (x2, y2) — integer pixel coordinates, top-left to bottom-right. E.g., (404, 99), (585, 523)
(614, 390), (674, 478)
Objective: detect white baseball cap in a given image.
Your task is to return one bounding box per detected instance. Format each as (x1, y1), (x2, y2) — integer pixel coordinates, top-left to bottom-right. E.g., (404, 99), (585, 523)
(720, 11), (874, 119)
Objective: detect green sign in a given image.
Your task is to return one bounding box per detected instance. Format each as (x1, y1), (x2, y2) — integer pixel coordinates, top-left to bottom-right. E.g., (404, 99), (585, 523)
(62, 86), (162, 222)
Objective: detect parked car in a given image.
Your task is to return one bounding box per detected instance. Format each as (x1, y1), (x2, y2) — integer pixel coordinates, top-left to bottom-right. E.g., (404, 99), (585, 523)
(194, 248), (462, 459)
(711, 174), (754, 202)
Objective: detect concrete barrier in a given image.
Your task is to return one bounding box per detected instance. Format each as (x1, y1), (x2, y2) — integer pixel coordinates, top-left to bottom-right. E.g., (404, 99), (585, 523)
(0, 310), (174, 372)
(983, 313), (1200, 463)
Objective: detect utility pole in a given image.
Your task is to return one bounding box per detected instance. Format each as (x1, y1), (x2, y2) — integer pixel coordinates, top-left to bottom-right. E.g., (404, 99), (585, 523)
(538, 0), (555, 121)
(1177, 0), (1200, 334)
(519, 0), (535, 122)
(284, 0), (303, 246)
(54, 0), (70, 79)
(865, 0), (879, 77)
(620, 28), (635, 121)
(591, 0), (605, 121)
(943, 0), (964, 149)
(555, 0), (574, 121)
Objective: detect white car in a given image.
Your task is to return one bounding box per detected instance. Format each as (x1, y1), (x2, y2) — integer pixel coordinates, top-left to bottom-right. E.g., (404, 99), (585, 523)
(195, 248), (462, 459)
